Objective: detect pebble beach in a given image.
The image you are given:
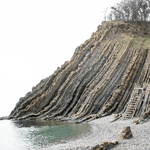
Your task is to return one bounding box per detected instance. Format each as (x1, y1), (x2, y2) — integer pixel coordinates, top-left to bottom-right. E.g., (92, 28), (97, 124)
(49, 116), (150, 150)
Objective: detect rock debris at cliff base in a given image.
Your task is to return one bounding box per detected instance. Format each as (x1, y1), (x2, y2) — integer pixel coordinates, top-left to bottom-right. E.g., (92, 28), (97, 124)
(9, 21), (150, 122)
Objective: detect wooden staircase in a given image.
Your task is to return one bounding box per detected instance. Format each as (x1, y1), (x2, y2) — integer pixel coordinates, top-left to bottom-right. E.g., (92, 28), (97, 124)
(122, 84), (144, 120)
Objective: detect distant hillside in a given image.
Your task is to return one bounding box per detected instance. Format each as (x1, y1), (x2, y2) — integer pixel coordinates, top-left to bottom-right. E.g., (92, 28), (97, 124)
(9, 21), (150, 122)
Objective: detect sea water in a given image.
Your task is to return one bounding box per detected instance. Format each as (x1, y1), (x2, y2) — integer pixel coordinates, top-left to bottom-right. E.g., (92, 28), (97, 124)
(0, 119), (91, 150)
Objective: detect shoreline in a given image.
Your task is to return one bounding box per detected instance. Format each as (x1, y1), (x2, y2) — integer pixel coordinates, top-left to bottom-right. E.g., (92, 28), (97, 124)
(49, 116), (115, 150)
(49, 116), (150, 150)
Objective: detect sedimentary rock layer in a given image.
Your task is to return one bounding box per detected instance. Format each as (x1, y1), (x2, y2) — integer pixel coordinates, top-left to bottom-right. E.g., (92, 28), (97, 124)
(9, 21), (150, 122)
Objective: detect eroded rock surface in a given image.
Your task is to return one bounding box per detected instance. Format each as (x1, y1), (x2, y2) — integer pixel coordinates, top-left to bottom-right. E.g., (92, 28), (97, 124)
(9, 21), (150, 122)
(92, 140), (119, 150)
(118, 126), (132, 139)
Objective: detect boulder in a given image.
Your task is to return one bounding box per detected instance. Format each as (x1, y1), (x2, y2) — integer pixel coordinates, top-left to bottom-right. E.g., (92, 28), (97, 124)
(101, 140), (118, 149)
(92, 140), (118, 150)
(92, 145), (104, 150)
(111, 140), (119, 145)
(118, 126), (132, 139)
(133, 119), (141, 125)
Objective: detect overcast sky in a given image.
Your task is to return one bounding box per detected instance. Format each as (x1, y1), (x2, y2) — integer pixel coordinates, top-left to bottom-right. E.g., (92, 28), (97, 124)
(0, 0), (121, 117)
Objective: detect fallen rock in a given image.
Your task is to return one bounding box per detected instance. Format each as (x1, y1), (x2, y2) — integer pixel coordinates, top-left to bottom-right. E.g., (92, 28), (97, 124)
(111, 140), (119, 145)
(102, 140), (118, 149)
(133, 119), (141, 125)
(118, 126), (132, 139)
(92, 140), (119, 150)
(92, 145), (103, 150)
(101, 141), (112, 149)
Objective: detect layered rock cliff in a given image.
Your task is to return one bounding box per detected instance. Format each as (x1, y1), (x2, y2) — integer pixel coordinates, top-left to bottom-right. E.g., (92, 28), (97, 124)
(9, 21), (150, 122)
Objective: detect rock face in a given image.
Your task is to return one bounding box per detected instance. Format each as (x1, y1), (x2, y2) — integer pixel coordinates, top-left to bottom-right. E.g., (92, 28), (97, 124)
(118, 126), (132, 139)
(9, 21), (150, 122)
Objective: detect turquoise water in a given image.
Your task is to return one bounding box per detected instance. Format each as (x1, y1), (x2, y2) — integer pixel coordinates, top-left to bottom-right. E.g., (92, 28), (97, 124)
(0, 119), (91, 150)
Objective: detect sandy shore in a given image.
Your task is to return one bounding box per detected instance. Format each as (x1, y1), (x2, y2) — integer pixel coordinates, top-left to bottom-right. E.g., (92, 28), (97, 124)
(48, 116), (150, 150)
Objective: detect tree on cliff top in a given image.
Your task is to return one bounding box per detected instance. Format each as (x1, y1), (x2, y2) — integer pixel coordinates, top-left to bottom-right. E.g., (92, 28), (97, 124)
(108, 0), (150, 22)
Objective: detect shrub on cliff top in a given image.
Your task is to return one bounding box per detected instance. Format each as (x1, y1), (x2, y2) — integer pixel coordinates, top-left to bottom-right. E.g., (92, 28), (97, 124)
(108, 0), (150, 22)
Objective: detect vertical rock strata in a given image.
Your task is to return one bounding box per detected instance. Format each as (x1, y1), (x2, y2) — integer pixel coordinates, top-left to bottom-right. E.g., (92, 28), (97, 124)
(9, 21), (150, 122)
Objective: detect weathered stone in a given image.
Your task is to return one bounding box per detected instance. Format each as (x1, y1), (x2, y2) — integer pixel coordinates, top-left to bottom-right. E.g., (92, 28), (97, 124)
(118, 126), (132, 139)
(101, 141), (110, 148)
(92, 140), (119, 150)
(111, 140), (119, 145)
(101, 140), (118, 149)
(92, 145), (104, 150)
(133, 119), (141, 125)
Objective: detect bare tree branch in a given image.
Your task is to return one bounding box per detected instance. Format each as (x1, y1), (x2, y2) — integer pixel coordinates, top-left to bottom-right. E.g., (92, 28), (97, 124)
(108, 0), (150, 22)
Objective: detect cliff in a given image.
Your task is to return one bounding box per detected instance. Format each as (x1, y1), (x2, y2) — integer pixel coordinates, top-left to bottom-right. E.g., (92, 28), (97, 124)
(9, 21), (150, 122)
